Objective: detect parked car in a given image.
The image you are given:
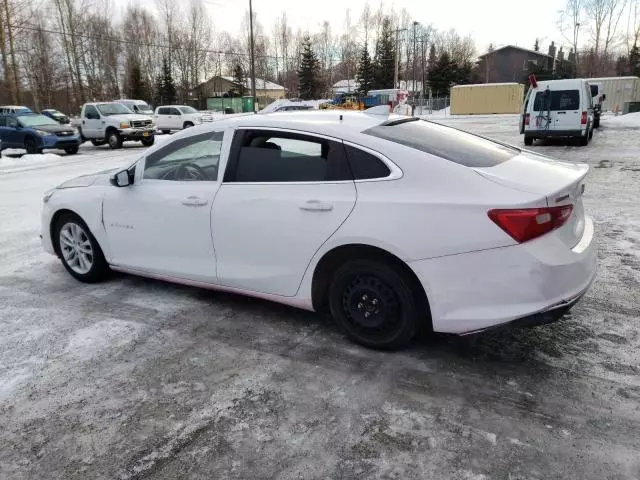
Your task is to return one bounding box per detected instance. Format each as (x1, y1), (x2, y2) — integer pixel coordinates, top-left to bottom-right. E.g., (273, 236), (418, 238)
(153, 105), (214, 133)
(114, 99), (154, 115)
(0, 105), (32, 115)
(521, 78), (595, 146)
(41, 109), (71, 125)
(589, 83), (605, 129)
(75, 102), (155, 149)
(0, 112), (80, 154)
(41, 111), (596, 350)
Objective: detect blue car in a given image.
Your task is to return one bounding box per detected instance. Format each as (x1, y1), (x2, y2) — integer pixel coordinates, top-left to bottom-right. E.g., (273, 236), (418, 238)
(0, 113), (81, 155)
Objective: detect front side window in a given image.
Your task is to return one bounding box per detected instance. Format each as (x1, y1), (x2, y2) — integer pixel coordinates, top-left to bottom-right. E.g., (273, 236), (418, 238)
(97, 103), (133, 116)
(6, 117), (18, 128)
(179, 106), (198, 114)
(143, 131), (224, 181)
(226, 129), (352, 183)
(170, 108), (181, 115)
(85, 105), (99, 119)
(533, 90), (580, 111)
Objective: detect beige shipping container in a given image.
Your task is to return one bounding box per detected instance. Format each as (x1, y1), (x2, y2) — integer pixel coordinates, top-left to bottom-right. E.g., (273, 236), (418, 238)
(586, 76), (640, 112)
(450, 83), (524, 115)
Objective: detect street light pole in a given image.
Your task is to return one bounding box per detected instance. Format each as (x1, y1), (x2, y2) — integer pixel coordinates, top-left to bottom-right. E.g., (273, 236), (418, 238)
(249, 0), (257, 111)
(393, 27), (407, 89)
(412, 21), (418, 100)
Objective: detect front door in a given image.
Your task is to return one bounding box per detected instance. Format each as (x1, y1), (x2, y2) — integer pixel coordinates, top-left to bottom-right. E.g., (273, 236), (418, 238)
(102, 130), (227, 281)
(212, 128), (356, 296)
(83, 104), (103, 138)
(169, 108), (182, 129)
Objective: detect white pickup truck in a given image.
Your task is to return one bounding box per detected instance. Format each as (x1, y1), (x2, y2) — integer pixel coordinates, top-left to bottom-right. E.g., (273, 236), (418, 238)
(74, 102), (155, 149)
(153, 105), (214, 133)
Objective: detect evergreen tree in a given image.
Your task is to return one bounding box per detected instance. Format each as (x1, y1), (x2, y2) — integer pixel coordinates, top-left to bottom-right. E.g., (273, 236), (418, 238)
(615, 55), (629, 76)
(155, 57), (176, 104)
(534, 39), (540, 52)
(126, 56), (149, 101)
(355, 43), (374, 95)
(298, 36), (321, 100)
(428, 51), (456, 97)
(630, 43), (640, 76)
(372, 17), (395, 89)
(231, 64), (245, 96)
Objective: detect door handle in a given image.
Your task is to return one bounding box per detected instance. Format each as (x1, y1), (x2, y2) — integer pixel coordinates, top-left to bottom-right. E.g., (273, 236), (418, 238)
(299, 200), (333, 212)
(181, 196), (208, 206)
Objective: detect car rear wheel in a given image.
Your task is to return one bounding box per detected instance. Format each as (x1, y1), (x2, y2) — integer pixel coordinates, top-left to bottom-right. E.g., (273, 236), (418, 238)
(64, 146), (79, 155)
(107, 131), (123, 149)
(183, 121), (194, 129)
(328, 259), (418, 350)
(25, 137), (43, 154)
(54, 213), (110, 283)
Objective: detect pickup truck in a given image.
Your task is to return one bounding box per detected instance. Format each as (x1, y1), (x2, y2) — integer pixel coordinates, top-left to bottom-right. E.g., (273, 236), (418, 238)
(153, 105), (214, 133)
(74, 102), (155, 149)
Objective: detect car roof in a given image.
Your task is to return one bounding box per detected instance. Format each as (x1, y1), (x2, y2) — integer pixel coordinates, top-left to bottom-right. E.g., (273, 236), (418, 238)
(207, 110), (399, 142)
(0, 105), (29, 109)
(533, 79), (586, 90)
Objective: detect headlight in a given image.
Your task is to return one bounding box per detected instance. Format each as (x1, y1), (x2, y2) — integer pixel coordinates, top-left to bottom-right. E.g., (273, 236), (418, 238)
(43, 189), (55, 203)
(119, 122), (130, 129)
(35, 130), (48, 137)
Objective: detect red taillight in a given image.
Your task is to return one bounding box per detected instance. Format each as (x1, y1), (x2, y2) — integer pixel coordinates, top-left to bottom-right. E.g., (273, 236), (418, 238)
(488, 205), (574, 243)
(524, 113), (530, 126)
(581, 111), (587, 124)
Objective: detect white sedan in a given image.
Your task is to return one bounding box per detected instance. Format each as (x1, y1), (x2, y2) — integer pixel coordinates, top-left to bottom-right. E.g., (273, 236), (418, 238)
(40, 111), (597, 349)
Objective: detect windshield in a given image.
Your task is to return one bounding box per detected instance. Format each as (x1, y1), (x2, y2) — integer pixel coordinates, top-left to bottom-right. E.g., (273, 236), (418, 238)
(135, 102), (152, 111)
(17, 114), (59, 127)
(363, 118), (519, 168)
(179, 106), (198, 114)
(97, 103), (133, 116)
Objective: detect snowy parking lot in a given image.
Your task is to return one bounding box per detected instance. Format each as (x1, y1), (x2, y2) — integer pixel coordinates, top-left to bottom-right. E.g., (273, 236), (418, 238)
(1, 116), (639, 479)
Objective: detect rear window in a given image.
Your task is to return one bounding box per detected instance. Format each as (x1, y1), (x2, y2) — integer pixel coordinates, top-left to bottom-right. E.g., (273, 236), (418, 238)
(533, 90), (580, 111)
(363, 118), (518, 168)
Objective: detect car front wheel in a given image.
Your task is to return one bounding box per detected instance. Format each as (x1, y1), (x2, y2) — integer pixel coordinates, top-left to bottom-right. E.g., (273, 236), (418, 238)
(328, 259), (419, 350)
(141, 136), (155, 147)
(25, 137), (43, 154)
(54, 213), (110, 282)
(107, 131), (123, 149)
(64, 146), (79, 155)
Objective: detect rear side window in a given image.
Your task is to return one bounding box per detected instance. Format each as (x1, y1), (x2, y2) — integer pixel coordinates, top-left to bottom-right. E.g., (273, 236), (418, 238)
(533, 90), (580, 111)
(225, 129), (352, 183)
(344, 145), (391, 179)
(363, 119), (518, 168)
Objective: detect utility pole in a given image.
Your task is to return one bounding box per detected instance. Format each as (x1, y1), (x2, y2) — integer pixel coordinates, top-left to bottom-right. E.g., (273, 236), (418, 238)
(412, 22), (418, 100)
(249, 0), (257, 111)
(421, 35), (426, 110)
(393, 27), (407, 89)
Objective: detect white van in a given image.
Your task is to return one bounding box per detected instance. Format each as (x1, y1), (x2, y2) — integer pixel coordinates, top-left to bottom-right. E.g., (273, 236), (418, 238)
(114, 99), (154, 116)
(520, 79), (595, 146)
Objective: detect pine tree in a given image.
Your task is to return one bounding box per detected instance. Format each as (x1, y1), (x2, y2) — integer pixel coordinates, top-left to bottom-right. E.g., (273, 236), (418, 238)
(231, 64), (245, 96)
(355, 43), (374, 95)
(372, 17), (395, 89)
(428, 51), (456, 97)
(156, 57), (176, 104)
(615, 55), (629, 76)
(298, 36), (321, 100)
(534, 39), (540, 52)
(630, 43), (640, 77)
(126, 56), (149, 101)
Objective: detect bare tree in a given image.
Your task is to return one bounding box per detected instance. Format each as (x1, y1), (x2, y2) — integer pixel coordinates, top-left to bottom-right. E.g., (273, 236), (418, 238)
(559, 0), (585, 70)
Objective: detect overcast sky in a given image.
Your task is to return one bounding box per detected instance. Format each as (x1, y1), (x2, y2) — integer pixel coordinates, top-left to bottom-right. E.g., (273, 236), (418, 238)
(133, 0), (566, 55)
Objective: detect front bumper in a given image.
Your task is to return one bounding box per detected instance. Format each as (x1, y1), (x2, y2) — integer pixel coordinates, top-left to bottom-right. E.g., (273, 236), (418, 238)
(119, 128), (155, 140)
(409, 216), (597, 334)
(41, 135), (82, 150)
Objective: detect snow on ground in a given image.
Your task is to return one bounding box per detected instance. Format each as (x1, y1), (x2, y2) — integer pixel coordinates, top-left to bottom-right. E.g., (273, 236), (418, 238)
(601, 111), (640, 128)
(0, 152), (62, 169)
(1, 116), (640, 479)
(260, 98), (331, 113)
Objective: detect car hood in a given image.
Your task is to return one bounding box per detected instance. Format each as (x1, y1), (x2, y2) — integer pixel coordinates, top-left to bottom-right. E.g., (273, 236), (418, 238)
(32, 124), (76, 134)
(57, 167), (120, 189)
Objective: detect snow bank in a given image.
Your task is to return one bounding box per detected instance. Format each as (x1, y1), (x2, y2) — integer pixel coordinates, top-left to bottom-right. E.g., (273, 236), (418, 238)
(603, 111), (640, 128)
(259, 99), (331, 113)
(0, 153), (62, 169)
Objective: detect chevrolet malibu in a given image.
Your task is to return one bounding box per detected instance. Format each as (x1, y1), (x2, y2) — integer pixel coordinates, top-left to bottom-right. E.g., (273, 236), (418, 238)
(41, 111), (597, 349)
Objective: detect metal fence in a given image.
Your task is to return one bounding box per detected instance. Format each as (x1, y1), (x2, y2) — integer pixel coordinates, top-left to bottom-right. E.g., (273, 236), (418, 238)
(411, 97), (450, 115)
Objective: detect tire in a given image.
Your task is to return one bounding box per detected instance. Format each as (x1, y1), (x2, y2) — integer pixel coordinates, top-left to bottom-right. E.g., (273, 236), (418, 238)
(588, 128), (594, 140)
(524, 136), (533, 146)
(107, 130), (123, 149)
(141, 136), (155, 147)
(91, 139), (106, 147)
(161, 130), (170, 135)
(54, 212), (110, 283)
(64, 146), (79, 155)
(25, 137), (43, 154)
(593, 117), (600, 129)
(183, 122), (194, 129)
(328, 259), (419, 350)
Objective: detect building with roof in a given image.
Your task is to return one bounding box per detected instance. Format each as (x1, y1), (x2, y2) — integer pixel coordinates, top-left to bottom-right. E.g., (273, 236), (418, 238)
(477, 44), (562, 83)
(193, 76), (287, 107)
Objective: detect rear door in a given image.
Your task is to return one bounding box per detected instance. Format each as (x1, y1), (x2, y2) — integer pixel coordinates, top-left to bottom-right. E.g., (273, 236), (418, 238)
(211, 128), (356, 296)
(155, 107), (170, 129)
(550, 89), (581, 132)
(170, 108), (183, 129)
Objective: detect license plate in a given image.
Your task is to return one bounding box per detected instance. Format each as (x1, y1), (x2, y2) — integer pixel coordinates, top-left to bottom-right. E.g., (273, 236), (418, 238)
(142, 131), (150, 137)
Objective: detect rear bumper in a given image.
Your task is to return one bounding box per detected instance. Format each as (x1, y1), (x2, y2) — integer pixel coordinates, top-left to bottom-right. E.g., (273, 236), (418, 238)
(525, 129), (587, 138)
(409, 216), (597, 334)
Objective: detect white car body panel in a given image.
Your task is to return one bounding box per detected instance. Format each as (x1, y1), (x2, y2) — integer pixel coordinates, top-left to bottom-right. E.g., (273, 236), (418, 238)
(41, 111), (598, 335)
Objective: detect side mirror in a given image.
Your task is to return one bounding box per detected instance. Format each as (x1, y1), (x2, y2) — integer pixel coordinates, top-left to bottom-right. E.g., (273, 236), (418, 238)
(111, 169), (131, 187)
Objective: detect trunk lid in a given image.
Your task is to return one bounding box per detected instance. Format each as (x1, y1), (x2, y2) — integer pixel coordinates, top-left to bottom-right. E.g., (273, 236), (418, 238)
(474, 151), (589, 248)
